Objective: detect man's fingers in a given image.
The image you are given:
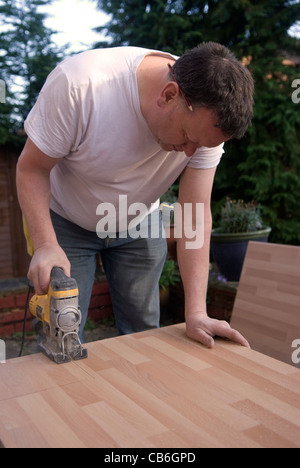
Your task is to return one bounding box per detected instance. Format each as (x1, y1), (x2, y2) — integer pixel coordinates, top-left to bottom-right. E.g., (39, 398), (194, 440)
(186, 316), (250, 349)
(28, 269), (49, 295)
(213, 321), (251, 348)
(186, 325), (215, 348)
(27, 245), (71, 295)
(228, 328), (251, 348)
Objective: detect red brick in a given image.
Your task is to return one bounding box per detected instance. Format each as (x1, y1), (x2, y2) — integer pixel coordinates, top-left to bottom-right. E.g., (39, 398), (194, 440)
(0, 296), (15, 310)
(92, 281), (110, 296)
(14, 319), (33, 334)
(89, 293), (112, 309)
(88, 307), (113, 322)
(9, 309), (27, 323)
(0, 312), (14, 324)
(0, 309), (30, 329)
(15, 293), (33, 308)
(0, 323), (15, 336)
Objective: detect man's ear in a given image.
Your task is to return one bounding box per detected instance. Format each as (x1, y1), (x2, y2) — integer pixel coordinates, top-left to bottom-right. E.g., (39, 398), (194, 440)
(157, 82), (180, 108)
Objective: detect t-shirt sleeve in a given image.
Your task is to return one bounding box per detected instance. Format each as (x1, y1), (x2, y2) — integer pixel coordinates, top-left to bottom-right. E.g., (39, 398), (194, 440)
(187, 143), (225, 169)
(24, 65), (82, 158)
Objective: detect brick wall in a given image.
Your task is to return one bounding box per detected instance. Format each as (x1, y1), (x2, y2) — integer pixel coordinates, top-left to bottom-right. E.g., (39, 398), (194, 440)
(0, 279), (113, 337)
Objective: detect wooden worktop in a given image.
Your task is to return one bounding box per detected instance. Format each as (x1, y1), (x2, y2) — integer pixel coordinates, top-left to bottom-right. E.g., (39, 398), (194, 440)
(0, 323), (299, 448)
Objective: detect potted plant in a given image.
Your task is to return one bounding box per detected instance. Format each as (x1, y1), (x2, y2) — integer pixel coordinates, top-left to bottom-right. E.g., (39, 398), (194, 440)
(211, 199), (271, 281)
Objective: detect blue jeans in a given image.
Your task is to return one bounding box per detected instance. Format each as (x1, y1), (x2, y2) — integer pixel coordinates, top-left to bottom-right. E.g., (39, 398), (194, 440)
(50, 209), (167, 342)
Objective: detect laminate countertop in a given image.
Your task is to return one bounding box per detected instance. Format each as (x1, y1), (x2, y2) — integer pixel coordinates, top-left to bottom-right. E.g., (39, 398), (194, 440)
(0, 323), (299, 448)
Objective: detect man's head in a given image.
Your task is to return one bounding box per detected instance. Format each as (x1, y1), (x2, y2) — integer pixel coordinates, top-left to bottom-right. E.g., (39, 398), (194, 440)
(140, 41), (254, 156)
(172, 42), (254, 140)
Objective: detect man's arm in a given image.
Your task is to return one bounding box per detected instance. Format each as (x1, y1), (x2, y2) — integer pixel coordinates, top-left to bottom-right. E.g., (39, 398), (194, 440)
(177, 166), (249, 348)
(16, 138), (70, 294)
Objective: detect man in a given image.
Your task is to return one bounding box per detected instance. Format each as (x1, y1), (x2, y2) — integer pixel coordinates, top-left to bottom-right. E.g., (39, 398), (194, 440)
(17, 42), (254, 348)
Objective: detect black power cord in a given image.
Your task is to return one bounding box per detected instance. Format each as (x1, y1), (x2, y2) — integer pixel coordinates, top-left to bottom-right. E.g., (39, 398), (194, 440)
(18, 283), (33, 357)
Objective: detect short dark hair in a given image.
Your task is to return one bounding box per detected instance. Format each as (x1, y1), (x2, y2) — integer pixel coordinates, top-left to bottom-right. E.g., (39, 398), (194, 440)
(172, 42), (254, 139)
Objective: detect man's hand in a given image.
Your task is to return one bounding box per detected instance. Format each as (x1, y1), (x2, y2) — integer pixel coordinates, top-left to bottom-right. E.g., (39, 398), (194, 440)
(28, 244), (71, 295)
(186, 313), (250, 348)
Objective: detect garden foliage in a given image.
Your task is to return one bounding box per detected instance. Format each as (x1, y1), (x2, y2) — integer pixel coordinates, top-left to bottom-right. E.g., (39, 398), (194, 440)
(95, 0), (300, 245)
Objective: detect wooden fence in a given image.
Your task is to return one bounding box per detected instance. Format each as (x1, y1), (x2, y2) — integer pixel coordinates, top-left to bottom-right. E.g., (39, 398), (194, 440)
(0, 146), (29, 279)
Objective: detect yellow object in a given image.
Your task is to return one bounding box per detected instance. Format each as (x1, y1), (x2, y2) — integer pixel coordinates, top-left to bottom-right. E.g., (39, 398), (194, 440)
(29, 293), (50, 324)
(29, 283), (79, 325)
(22, 216), (34, 257)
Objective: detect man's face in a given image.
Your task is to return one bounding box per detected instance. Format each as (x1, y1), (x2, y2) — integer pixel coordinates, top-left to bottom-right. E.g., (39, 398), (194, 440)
(151, 105), (230, 157)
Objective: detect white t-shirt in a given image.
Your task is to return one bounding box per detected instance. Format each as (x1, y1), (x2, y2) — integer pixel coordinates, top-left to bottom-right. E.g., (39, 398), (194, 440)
(24, 46), (224, 232)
